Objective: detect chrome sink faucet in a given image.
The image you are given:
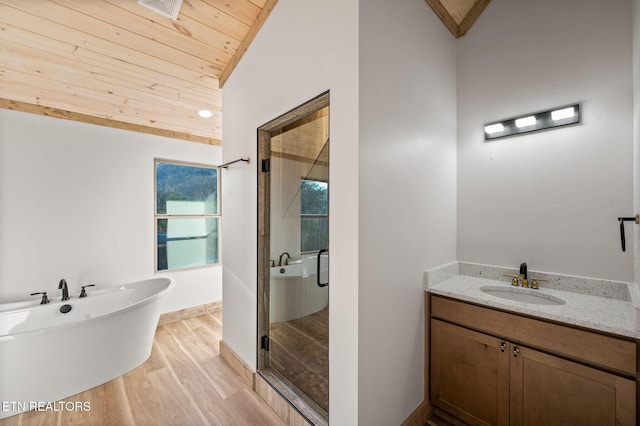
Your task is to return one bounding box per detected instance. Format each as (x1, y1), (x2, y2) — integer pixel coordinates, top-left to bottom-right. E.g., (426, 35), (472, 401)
(59, 279), (70, 301)
(278, 252), (290, 266)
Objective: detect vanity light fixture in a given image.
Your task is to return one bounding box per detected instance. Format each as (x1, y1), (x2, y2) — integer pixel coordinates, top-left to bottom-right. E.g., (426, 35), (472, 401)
(515, 116), (536, 128)
(484, 103), (580, 141)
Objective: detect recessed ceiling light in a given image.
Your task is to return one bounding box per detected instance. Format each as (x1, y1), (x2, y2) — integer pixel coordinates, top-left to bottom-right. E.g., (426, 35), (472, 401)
(197, 109), (213, 118)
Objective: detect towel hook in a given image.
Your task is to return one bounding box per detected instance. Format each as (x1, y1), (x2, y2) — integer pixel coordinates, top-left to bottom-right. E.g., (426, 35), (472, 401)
(617, 215), (639, 252)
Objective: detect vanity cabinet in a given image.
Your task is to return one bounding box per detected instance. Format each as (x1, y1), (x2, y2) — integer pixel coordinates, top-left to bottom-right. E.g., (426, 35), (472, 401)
(429, 295), (637, 426)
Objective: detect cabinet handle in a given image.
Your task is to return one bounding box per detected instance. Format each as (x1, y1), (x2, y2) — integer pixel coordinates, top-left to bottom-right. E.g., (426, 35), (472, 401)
(513, 346), (520, 358)
(500, 342), (506, 352)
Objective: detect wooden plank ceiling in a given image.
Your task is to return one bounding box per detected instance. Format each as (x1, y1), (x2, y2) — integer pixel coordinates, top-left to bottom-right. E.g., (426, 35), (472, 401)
(0, 1), (488, 146)
(271, 107), (329, 165)
(0, 0), (278, 145)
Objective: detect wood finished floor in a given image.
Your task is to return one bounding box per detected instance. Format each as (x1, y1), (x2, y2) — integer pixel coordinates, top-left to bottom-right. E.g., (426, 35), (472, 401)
(269, 307), (328, 413)
(0, 312), (285, 426)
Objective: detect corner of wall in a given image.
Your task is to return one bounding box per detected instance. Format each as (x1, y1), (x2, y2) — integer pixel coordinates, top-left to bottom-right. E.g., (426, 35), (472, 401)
(633, 0), (640, 286)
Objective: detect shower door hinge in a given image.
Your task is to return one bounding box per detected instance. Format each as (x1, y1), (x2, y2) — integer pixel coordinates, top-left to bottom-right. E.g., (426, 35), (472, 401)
(261, 335), (270, 351)
(261, 158), (270, 173)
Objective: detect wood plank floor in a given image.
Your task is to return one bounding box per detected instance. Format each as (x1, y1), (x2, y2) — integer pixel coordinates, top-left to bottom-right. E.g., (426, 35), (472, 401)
(269, 307), (328, 413)
(0, 312), (286, 426)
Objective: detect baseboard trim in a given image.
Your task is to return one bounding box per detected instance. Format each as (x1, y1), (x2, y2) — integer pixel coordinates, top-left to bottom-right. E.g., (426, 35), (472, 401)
(158, 301), (222, 326)
(219, 340), (322, 425)
(402, 400), (431, 426)
(429, 408), (465, 426)
(219, 340), (255, 389)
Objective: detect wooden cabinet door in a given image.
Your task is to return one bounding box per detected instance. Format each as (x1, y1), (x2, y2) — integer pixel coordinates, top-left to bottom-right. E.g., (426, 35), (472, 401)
(509, 345), (636, 426)
(431, 319), (510, 426)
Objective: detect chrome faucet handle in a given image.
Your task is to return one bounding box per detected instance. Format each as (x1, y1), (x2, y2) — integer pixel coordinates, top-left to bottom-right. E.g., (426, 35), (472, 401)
(30, 291), (50, 304)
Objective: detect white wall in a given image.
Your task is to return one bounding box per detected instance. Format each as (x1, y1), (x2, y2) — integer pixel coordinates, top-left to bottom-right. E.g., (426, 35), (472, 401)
(457, 0), (635, 281)
(221, 0), (360, 423)
(634, 0), (640, 285)
(270, 157), (319, 259)
(224, 1), (635, 424)
(358, 0), (457, 424)
(0, 109), (222, 312)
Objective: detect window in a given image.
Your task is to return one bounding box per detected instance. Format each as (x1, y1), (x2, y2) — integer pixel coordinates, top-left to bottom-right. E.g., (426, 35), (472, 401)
(155, 160), (219, 271)
(300, 178), (328, 253)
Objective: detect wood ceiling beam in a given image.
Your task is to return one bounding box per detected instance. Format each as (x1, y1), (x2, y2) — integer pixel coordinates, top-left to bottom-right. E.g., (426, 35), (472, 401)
(457, 0), (490, 37)
(424, 0), (491, 38)
(0, 99), (222, 146)
(220, 0), (279, 87)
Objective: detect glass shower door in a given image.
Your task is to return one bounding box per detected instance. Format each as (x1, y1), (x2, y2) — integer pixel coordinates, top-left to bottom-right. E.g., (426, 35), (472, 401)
(257, 93), (329, 422)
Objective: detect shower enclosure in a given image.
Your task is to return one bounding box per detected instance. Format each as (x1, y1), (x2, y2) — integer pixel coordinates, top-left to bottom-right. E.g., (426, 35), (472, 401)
(257, 92), (329, 424)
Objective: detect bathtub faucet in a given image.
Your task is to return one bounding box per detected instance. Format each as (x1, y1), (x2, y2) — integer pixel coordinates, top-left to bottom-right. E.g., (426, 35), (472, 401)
(278, 252), (290, 266)
(58, 279), (70, 301)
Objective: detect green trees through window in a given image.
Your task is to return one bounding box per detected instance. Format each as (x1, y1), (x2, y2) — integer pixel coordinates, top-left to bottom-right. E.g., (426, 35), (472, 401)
(155, 160), (219, 271)
(300, 179), (328, 253)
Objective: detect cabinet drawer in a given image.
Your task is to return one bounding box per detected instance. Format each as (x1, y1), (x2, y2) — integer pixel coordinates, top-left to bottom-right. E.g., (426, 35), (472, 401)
(430, 295), (637, 376)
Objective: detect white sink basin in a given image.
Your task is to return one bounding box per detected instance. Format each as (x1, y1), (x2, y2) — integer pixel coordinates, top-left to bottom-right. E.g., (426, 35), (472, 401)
(480, 286), (566, 306)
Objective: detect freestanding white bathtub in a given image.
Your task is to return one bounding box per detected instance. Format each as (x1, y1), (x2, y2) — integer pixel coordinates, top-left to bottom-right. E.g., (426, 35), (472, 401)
(0, 277), (174, 419)
(270, 256), (328, 322)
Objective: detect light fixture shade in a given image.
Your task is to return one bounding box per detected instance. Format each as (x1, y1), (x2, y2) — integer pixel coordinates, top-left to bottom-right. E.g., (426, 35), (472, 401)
(515, 116), (536, 128)
(551, 107), (575, 121)
(197, 109), (213, 118)
(484, 123), (505, 134)
(484, 103), (580, 141)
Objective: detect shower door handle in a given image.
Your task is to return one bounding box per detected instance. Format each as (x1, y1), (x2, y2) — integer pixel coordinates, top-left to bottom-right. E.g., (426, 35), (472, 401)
(317, 249), (329, 287)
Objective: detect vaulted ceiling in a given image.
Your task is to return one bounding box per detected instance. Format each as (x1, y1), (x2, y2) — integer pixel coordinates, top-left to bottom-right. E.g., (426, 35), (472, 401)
(0, 0), (488, 145)
(424, 0), (490, 38)
(0, 0), (278, 145)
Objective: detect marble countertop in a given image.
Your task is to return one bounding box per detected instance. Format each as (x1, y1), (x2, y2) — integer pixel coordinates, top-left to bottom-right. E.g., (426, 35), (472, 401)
(425, 262), (640, 340)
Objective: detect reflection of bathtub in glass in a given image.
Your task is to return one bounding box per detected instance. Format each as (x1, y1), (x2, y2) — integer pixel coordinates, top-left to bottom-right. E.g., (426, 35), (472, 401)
(270, 257), (328, 322)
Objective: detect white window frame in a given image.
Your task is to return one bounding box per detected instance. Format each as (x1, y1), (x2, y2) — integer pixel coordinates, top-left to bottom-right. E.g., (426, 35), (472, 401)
(300, 177), (328, 254)
(154, 158), (221, 272)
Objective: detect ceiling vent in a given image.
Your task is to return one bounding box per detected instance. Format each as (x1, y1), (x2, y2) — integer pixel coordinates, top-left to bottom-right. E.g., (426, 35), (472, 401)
(138, 0), (183, 20)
